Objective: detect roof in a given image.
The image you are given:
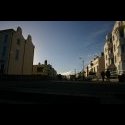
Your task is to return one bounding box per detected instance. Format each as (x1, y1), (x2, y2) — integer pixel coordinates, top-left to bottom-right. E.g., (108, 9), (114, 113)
(0, 29), (15, 33)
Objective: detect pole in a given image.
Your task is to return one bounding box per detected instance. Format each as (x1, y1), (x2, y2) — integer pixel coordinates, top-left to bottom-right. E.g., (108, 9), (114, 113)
(75, 69), (76, 76)
(74, 69), (76, 81)
(82, 60), (84, 80)
(83, 60), (84, 72)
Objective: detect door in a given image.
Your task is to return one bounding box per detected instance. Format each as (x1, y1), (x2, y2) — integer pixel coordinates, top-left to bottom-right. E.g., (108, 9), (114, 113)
(0, 64), (4, 74)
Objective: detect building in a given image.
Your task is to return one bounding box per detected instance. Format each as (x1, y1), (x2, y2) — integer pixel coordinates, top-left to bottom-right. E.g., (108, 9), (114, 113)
(33, 60), (57, 78)
(104, 32), (114, 71)
(0, 27), (35, 75)
(104, 21), (125, 74)
(84, 52), (105, 78)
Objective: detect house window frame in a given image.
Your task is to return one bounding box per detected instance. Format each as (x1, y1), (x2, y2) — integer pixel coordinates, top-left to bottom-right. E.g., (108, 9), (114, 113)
(4, 34), (8, 43)
(2, 46), (6, 57)
(15, 49), (19, 61)
(17, 38), (20, 45)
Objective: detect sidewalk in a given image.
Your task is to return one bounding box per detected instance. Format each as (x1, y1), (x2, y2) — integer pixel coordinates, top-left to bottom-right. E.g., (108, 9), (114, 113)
(92, 78), (119, 83)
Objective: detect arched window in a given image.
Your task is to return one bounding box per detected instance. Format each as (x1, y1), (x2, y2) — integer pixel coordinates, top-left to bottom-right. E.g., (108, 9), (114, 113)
(114, 44), (116, 52)
(17, 38), (20, 45)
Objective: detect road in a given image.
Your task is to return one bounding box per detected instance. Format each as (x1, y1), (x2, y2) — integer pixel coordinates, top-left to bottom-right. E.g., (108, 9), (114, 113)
(0, 80), (125, 104)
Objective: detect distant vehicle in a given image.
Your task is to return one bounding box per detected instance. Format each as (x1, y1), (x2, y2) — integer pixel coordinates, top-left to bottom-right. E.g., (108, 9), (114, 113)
(86, 72), (96, 81)
(118, 70), (125, 75)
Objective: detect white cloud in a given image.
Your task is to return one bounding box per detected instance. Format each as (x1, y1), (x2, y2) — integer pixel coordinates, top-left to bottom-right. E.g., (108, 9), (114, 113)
(85, 23), (113, 43)
(89, 28), (107, 39)
(61, 71), (74, 76)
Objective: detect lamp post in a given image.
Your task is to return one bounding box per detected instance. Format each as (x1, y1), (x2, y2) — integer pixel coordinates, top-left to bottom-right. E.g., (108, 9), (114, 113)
(79, 57), (84, 80)
(79, 57), (84, 72)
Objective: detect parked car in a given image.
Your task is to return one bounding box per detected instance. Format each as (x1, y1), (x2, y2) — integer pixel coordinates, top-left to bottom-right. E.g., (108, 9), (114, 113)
(85, 72), (96, 81)
(118, 70), (125, 82)
(110, 71), (118, 79)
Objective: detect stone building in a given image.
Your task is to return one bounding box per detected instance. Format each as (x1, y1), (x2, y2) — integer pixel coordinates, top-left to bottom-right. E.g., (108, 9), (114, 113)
(0, 27), (35, 75)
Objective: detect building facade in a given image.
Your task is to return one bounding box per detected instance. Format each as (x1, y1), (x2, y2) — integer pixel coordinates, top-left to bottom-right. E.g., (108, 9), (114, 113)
(84, 53), (105, 78)
(33, 60), (57, 78)
(104, 33), (114, 71)
(0, 27), (35, 75)
(104, 21), (125, 74)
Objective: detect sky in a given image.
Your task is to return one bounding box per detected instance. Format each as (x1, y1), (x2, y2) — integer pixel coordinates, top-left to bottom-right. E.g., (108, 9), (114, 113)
(0, 21), (115, 75)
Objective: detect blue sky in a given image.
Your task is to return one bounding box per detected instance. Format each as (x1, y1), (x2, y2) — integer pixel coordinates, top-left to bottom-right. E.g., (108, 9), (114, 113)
(0, 21), (115, 74)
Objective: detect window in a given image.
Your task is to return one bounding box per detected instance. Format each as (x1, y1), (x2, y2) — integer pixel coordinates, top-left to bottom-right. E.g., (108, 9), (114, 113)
(114, 44), (116, 52)
(109, 38), (112, 43)
(108, 59), (110, 64)
(15, 49), (19, 60)
(0, 64), (4, 74)
(118, 21), (122, 27)
(111, 59), (114, 64)
(111, 48), (113, 53)
(119, 28), (124, 38)
(4, 34), (8, 43)
(17, 39), (20, 45)
(2, 46), (6, 57)
(122, 45), (125, 53)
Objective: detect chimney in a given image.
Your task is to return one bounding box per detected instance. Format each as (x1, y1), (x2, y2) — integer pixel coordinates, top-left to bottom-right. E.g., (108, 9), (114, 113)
(101, 52), (104, 56)
(44, 60), (47, 65)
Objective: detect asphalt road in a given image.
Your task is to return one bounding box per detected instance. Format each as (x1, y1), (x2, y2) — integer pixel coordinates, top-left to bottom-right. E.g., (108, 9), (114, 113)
(0, 80), (125, 104)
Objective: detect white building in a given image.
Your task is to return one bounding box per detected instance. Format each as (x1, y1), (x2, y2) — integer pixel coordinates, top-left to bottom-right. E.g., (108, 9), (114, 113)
(104, 21), (125, 74)
(84, 53), (105, 78)
(33, 60), (57, 78)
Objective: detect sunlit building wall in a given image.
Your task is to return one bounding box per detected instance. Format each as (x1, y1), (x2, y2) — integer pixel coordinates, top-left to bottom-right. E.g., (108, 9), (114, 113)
(84, 53), (105, 78)
(33, 60), (57, 78)
(104, 21), (125, 74)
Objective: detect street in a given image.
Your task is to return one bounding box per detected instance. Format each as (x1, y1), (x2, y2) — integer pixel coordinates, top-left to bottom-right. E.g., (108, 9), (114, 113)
(0, 80), (125, 104)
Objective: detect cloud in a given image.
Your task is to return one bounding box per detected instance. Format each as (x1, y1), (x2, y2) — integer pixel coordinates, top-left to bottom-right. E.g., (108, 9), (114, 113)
(61, 71), (74, 75)
(85, 23), (113, 45)
(84, 25), (111, 50)
(90, 29), (107, 39)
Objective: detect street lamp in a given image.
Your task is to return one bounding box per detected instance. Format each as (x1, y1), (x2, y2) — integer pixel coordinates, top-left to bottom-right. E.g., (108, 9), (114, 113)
(79, 57), (85, 80)
(79, 57), (84, 72)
